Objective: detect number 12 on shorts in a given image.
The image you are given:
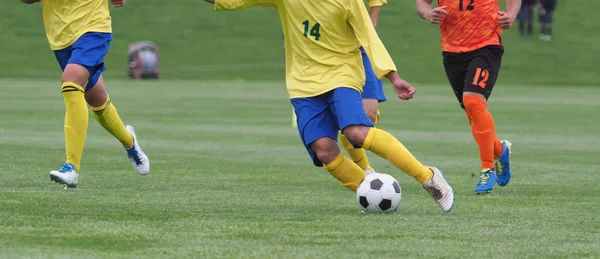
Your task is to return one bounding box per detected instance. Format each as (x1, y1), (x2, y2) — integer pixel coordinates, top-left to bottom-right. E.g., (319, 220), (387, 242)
(459, 0), (475, 11)
(472, 68), (489, 88)
(302, 20), (321, 40)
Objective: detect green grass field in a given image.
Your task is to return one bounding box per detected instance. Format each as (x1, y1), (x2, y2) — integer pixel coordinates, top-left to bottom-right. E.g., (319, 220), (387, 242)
(2, 0), (600, 84)
(2, 0), (600, 257)
(1, 79), (599, 257)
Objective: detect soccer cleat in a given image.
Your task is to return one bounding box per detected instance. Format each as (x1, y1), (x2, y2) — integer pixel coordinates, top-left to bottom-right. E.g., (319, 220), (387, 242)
(495, 140), (512, 187)
(49, 163), (79, 188)
(422, 167), (454, 212)
(475, 168), (497, 194)
(125, 125), (150, 175)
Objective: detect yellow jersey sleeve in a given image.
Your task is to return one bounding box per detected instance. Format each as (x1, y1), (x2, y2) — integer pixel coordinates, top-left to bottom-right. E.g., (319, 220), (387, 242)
(349, 0), (395, 78)
(215, 0), (277, 10)
(366, 0), (387, 7)
(42, 0), (111, 50)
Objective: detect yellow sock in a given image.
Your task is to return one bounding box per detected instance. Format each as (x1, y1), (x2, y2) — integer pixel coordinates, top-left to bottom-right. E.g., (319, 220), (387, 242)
(339, 132), (371, 171)
(62, 82), (89, 172)
(323, 152), (367, 192)
(90, 97), (134, 148)
(362, 128), (433, 185)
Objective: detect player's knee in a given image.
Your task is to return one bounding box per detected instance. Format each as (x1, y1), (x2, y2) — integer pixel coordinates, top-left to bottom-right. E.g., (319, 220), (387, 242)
(462, 92), (487, 110)
(62, 64), (90, 87)
(310, 138), (340, 164)
(342, 125), (370, 147)
(84, 77), (108, 107)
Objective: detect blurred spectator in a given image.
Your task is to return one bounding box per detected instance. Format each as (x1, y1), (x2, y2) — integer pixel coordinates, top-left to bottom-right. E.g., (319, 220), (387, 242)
(517, 0), (537, 36)
(539, 0), (557, 41)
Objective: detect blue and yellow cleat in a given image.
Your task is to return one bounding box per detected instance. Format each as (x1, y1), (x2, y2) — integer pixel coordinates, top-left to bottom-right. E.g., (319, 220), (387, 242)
(495, 140), (512, 187)
(475, 169), (497, 194)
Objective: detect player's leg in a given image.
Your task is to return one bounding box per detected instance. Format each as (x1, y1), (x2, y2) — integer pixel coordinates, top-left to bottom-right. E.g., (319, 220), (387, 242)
(332, 87), (454, 212)
(48, 45), (91, 187)
(517, 8), (526, 36)
(539, 8), (552, 41)
(526, 6), (534, 36)
(77, 33), (149, 175)
(544, 9), (554, 41)
(461, 46), (510, 193)
(338, 48), (386, 173)
(338, 101), (373, 172)
(291, 94), (366, 192)
(338, 99), (379, 173)
(86, 76), (149, 175)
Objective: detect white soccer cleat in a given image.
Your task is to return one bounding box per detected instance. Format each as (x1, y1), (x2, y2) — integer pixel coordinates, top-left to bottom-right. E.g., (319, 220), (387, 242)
(49, 163), (79, 188)
(125, 125), (150, 175)
(422, 166), (455, 212)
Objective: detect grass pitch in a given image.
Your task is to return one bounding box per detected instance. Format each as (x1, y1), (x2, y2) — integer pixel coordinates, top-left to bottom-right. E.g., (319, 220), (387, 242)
(1, 79), (599, 258)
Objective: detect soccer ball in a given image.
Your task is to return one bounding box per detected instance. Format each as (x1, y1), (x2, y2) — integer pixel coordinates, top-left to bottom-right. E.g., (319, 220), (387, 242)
(357, 173), (402, 213)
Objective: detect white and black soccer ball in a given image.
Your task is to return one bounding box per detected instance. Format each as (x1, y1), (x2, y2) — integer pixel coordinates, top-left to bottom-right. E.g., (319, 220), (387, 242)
(357, 173), (402, 213)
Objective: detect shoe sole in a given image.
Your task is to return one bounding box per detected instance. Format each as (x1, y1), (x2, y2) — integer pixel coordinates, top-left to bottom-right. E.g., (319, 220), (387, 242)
(475, 189), (494, 194)
(50, 174), (77, 188)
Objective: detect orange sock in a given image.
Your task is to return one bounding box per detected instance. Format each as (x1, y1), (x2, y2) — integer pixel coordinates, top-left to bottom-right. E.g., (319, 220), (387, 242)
(463, 95), (499, 170)
(493, 138), (503, 158)
(467, 110), (503, 159)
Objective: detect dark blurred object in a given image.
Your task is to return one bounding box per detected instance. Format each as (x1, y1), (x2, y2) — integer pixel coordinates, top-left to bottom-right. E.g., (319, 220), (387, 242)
(517, 0), (537, 36)
(539, 0), (557, 41)
(127, 41), (160, 80)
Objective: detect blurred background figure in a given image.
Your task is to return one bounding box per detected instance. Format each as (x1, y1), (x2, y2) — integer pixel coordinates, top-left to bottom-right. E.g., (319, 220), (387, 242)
(517, 0), (536, 36)
(539, 0), (557, 41)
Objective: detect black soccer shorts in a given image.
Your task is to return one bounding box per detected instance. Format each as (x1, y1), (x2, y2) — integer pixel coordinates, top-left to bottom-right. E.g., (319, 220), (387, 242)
(442, 45), (504, 109)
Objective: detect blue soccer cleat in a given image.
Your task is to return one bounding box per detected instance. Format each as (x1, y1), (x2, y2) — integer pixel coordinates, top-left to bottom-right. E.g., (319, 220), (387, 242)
(49, 163), (79, 188)
(475, 168), (497, 194)
(495, 140), (512, 187)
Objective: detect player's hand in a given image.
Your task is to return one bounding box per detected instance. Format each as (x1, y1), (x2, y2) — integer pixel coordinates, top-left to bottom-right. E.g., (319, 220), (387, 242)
(497, 11), (516, 29)
(391, 78), (416, 100)
(111, 0), (126, 8)
(427, 6), (448, 24)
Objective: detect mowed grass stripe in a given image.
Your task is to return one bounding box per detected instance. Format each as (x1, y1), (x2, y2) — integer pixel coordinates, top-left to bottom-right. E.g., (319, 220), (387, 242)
(0, 79), (599, 258)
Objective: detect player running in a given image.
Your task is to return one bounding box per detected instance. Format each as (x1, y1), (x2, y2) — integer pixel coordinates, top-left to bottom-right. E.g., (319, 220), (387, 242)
(416, 0), (519, 194)
(338, 0), (388, 175)
(204, 0), (454, 212)
(20, 0), (150, 188)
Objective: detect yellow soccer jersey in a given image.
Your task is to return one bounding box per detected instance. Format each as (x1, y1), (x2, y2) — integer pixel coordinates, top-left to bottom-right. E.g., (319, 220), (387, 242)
(42, 0), (112, 50)
(215, 0), (396, 98)
(366, 0), (387, 7)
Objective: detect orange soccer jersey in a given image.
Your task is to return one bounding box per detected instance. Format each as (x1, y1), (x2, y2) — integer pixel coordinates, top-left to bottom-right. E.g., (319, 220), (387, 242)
(438, 0), (503, 53)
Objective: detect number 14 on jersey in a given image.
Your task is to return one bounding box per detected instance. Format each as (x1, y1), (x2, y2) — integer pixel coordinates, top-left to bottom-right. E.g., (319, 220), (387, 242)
(302, 20), (321, 41)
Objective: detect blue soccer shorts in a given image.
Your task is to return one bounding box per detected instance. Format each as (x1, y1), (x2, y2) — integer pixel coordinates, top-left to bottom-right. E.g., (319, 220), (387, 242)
(360, 47), (387, 102)
(54, 32), (112, 91)
(290, 87), (374, 167)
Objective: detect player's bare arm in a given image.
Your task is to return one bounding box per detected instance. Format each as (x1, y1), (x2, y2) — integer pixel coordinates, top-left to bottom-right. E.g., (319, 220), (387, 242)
(20, 0), (40, 4)
(111, 0), (126, 8)
(497, 0), (522, 29)
(369, 6), (382, 28)
(416, 0), (448, 24)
